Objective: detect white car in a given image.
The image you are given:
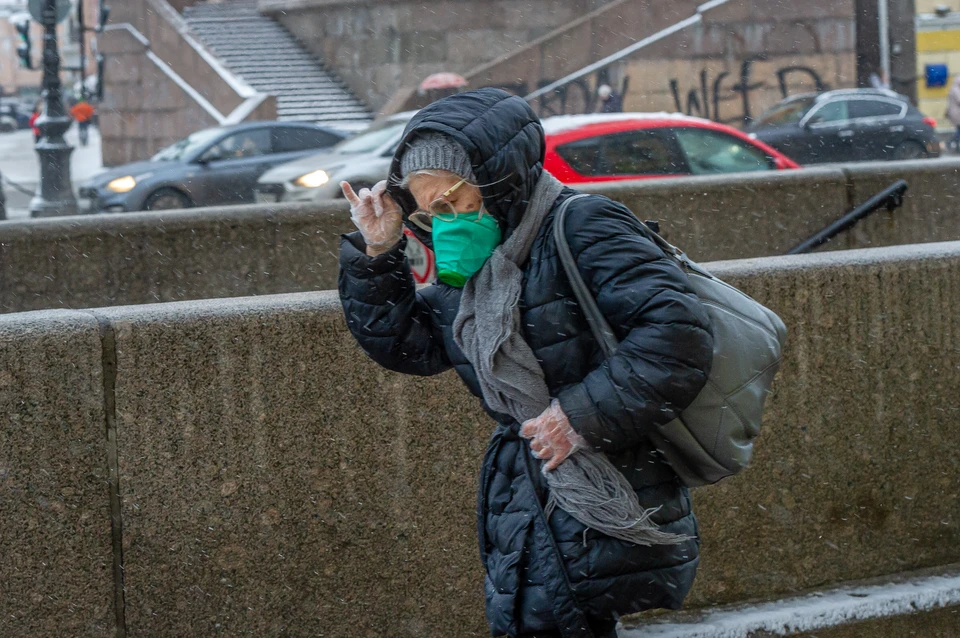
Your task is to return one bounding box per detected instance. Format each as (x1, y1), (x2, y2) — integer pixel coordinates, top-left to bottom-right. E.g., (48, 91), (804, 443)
(254, 111), (416, 203)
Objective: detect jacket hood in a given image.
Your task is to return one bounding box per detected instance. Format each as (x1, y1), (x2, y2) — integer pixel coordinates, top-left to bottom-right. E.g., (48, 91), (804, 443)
(386, 88), (545, 246)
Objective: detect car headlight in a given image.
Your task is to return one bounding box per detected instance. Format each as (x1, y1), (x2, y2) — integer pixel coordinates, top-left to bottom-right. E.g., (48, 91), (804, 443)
(106, 176), (137, 193)
(293, 169), (330, 189)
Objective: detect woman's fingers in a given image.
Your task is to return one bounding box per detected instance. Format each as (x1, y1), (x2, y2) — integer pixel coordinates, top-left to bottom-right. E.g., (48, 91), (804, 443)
(340, 181), (361, 206)
(519, 420), (539, 439)
(544, 451), (566, 471)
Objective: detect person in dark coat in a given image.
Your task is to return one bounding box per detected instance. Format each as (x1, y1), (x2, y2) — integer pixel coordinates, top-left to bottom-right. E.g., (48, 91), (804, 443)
(338, 88), (713, 638)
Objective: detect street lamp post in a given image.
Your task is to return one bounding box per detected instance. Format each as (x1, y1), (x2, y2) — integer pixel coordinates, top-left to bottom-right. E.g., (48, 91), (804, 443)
(30, 0), (78, 218)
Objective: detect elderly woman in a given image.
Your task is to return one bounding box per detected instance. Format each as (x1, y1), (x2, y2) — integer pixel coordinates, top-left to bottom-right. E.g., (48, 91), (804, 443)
(338, 89), (713, 638)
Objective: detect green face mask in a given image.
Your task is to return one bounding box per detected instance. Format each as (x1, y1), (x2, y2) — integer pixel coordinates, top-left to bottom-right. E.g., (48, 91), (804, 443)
(431, 211), (501, 287)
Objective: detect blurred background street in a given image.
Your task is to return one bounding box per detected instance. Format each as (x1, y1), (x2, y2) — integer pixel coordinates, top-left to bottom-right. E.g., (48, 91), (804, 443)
(0, 125), (101, 218)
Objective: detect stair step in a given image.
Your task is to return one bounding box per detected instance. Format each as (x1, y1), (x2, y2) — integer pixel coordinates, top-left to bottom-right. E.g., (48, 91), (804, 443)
(210, 47), (307, 55)
(219, 60), (323, 70)
(277, 102), (367, 112)
(619, 565), (960, 638)
(182, 0), (371, 121)
(278, 107), (372, 117)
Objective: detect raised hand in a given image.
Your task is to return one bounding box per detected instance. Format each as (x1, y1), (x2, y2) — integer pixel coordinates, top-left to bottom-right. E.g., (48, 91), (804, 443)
(341, 180), (404, 256)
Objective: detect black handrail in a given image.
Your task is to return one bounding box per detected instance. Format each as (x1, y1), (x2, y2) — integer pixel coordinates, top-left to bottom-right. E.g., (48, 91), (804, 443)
(786, 180), (908, 255)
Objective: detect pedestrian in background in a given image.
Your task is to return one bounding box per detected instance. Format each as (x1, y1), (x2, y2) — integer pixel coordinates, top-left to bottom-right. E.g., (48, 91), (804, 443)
(70, 98), (95, 147)
(947, 73), (960, 152)
(596, 84), (623, 113)
(29, 100), (41, 142)
(338, 88), (713, 637)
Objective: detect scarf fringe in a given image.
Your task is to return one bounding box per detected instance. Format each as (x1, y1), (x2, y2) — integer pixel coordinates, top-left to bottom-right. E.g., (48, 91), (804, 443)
(544, 451), (692, 546)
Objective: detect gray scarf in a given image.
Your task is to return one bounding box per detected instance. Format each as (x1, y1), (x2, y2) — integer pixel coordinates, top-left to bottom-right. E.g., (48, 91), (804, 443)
(453, 171), (688, 546)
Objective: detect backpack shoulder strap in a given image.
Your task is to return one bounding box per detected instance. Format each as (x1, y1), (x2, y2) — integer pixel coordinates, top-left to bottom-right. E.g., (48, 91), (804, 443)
(553, 194), (620, 359)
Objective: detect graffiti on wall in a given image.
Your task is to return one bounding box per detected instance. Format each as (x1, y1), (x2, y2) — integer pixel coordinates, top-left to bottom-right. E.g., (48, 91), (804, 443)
(482, 56), (829, 122)
(668, 55), (827, 126)
(485, 69), (630, 117)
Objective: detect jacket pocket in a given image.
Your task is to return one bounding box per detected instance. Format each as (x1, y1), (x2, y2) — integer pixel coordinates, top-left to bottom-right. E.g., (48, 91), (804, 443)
(483, 547), (524, 636)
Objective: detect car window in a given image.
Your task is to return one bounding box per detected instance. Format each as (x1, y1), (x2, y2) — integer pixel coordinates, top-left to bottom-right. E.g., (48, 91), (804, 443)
(202, 128), (272, 162)
(152, 127), (224, 162)
(273, 127), (342, 153)
(555, 137), (602, 175)
(807, 100), (849, 125)
(847, 99), (903, 120)
(599, 130), (685, 175)
(753, 97), (815, 127)
(674, 128), (772, 175)
(334, 121), (407, 154)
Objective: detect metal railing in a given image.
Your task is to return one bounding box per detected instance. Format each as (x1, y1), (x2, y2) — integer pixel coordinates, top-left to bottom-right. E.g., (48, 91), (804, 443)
(787, 180), (909, 255)
(524, 0), (733, 103)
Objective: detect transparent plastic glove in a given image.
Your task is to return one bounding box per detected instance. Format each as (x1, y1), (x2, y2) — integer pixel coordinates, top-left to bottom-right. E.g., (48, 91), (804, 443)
(520, 399), (588, 472)
(341, 180), (403, 254)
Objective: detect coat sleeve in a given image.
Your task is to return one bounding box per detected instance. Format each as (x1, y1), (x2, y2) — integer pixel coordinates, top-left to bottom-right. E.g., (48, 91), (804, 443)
(556, 197), (714, 452)
(338, 231), (452, 377)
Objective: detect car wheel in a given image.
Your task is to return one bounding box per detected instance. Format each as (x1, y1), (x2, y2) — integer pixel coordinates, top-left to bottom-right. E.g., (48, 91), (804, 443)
(143, 188), (192, 211)
(892, 141), (927, 161)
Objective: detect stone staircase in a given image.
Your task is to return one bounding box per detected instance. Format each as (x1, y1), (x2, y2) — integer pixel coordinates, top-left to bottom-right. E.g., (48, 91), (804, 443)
(182, 0), (372, 132)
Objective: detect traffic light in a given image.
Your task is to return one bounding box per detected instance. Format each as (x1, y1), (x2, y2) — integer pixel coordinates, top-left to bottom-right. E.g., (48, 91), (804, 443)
(15, 21), (32, 70)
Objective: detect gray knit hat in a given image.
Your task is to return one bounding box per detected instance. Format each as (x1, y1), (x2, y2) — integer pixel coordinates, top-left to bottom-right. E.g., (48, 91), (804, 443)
(399, 132), (476, 182)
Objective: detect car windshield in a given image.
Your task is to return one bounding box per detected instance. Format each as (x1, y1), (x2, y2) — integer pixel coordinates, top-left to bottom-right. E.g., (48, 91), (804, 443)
(151, 128), (225, 162)
(332, 120), (407, 154)
(753, 97), (816, 128)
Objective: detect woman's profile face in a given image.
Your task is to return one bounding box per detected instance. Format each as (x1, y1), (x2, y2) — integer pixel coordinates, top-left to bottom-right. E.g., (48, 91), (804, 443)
(407, 170), (483, 214)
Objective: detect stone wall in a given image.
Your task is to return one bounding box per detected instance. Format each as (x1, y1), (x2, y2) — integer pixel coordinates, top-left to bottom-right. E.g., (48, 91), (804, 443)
(266, 0), (857, 120)
(620, 0), (858, 126)
(98, 0), (276, 166)
(2, 240), (960, 635)
(0, 311), (115, 637)
(260, 0), (615, 112)
(4, 158), (960, 314)
(0, 202), (355, 314)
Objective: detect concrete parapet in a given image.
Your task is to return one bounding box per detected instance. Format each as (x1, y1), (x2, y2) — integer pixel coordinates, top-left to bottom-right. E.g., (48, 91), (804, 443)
(582, 167), (851, 261)
(0, 311), (115, 637)
(685, 241), (960, 607)
(0, 203), (354, 314)
(2, 240), (960, 634)
(95, 293), (492, 635)
(841, 158), (960, 249)
(6, 160), (960, 315)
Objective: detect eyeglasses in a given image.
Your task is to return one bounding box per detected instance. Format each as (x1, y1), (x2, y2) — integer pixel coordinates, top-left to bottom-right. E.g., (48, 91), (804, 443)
(409, 179), (479, 232)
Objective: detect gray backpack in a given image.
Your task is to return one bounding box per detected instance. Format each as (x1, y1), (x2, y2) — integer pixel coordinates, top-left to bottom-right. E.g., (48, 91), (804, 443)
(555, 195), (787, 487)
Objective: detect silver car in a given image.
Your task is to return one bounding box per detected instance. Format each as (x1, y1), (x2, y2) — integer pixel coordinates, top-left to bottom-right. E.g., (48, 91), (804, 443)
(79, 122), (346, 212)
(254, 111), (416, 203)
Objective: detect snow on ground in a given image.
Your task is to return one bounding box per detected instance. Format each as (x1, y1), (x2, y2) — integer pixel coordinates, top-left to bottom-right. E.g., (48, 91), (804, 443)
(619, 568), (960, 637)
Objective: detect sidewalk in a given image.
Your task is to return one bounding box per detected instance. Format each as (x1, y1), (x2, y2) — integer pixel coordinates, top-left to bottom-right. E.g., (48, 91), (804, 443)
(1, 126), (104, 220)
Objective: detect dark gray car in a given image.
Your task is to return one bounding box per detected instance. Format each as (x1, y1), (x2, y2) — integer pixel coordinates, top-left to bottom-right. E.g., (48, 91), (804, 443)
(80, 122), (345, 212)
(747, 89), (940, 164)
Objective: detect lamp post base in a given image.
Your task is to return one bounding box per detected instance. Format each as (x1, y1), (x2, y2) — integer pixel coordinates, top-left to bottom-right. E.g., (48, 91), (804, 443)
(30, 117), (78, 218)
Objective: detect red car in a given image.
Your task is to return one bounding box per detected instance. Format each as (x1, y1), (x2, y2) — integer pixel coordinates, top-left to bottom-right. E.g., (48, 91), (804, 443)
(542, 113), (800, 183)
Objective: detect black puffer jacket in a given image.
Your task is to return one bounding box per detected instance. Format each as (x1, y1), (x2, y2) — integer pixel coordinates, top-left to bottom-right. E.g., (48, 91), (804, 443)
(338, 89), (714, 637)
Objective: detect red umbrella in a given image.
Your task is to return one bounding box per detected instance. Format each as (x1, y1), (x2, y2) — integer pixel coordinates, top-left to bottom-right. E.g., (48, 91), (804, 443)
(419, 72), (468, 92)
